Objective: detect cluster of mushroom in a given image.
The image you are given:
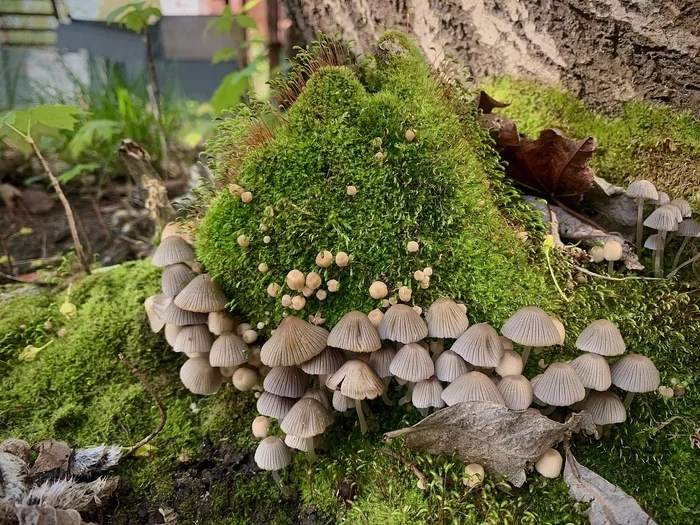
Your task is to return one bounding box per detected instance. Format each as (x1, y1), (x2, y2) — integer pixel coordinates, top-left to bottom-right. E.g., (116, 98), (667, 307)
(625, 180), (697, 276)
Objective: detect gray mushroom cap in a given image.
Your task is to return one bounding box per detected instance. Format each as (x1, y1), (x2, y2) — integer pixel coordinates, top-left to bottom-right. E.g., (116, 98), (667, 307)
(575, 319), (626, 356)
(378, 304), (428, 344)
(327, 311), (382, 353)
(435, 350), (469, 382)
(263, 366), (309, 398)
(332, 390), (355, 412)
(650, 192), (670, 206)
(174, 324), (215, 354)
(325, 360), (384, 400)
(644, 205), (680, 231)
(254, 436), (291, 471)
(300, 346), (344, 375)
(610, 353), (660, 392)
(180, 358), (222, 395)
(570, 352), (612, 391)
(425, 298), (469, 338)
(368, 345), (397, 378)
(451, 322), (504, 367)
(280, 398), (333, 438)
(497, 374), (534, 411)
(669, 198), (692, 218)
(531, 363), (586, 406)
(677, 219), (700, 237)
(626, 180), (658, 201)
(152, 235), (195, 267)
(209, 332), (248, 367)
(582, 390), (627, 425)
(161, 263), (195, 296)
(501, 306), (561, 347)
(162, 301), (208, 326)
(441, 371), (505, 406)
(413, 376), (446, 409)
(261, 315), (329, 367)
(643, 234), (665, 251)
(145, 293), (170, 333)
(174, 274), (229, 313)
(257, 392), (296, 419)
(389, 342), (435, 382)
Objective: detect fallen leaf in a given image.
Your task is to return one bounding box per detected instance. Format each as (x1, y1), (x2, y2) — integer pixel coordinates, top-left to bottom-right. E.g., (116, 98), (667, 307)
(564, 444), (658, 525)
(385, 401), (595, 487)
(29, 439), (71, 476)
(475, 91), (510, 114)
(60, 301), (78, 319)
(19, 345), (42, 362)
(14, 505), (82, 525)
(133, 443), (158, 458)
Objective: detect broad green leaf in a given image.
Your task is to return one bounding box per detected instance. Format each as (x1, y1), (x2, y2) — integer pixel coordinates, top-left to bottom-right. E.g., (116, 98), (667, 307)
(133, 443), (158, 457)
(235, 14), (257, 30)
(212, 46), (236, 64)
(106, 4), (134, 24)
(242, 0), (263, 12)
(60, 301), (78, 319)
(0, 111), (16, 128)
(25, 105), (88, 131)
(210, 53), (266, 115)
(58, 163), (101, 184)
(68, 119), (120, 159)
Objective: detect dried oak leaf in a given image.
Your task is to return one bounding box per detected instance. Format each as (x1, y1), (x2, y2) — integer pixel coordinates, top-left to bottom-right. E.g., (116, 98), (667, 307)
(564, 445), (657, 525)
(29, 439), (70, 476)
(502, 128), (597, 208)
(385, 401), (595, 487)
(475, 91), (510, 114)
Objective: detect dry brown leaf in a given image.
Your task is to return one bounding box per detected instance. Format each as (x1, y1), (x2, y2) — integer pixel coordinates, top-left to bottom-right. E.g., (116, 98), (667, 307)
(385, 401), (595, 487)
(29, 439), (70, 476)
(475, 91), (510, 114)
(564, 444), (657, 525)
(14, 505), (83, 525)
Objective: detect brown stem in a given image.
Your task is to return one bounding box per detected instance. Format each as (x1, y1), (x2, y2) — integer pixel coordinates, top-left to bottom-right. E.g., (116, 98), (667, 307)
(119, 353), (167, 456)
(29, 139), (91, 275)
(145, 30), (168, 164)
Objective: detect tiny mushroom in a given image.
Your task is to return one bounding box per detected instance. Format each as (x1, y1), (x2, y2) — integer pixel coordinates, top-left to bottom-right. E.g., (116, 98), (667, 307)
(174, 324), (214, 355)
(425, 298), (470, 362)
(208, 310), (236, 335)
(237, 235), (250, 247)
(497, 374), (533, 410)
(407, 241), (420, 253)
(672, 219), (700, 271)
(180, 358), (222, 395)
(306, 272), (322, 290)
(152, 236), (195, 267)
(501, 306), (561, 366)
(495, 349), (523, 377)
(252, 415), (270, 438)
(327, 279), (339, 292)
(398, 286), (412, 302)
(229, 183), (243, 197)
(263, 366), (309, 398)
(315, 250), (333, 267)
(209, 332), (248, 367)
(651, 192), (670, 207)
(145, 294), (169, 333)
(451, 322), (503, 368)
(326, 360), (384, 432)
(589, 245), (605, 263)
(532, 362), (586, 408)
(602, 239), (623, 274)
(161, 263), (195, 296)
(441, 371), (505, 406)
(369, 345), (397, 405)
(232, 367), (258, 391)
(241, 191), (253, 203)
(644, 234), (665, 275)
(644, 205), (680, 276)
(346, 185), (357, 196)
(260, 315), (329, 366)
(412, 376), (445, 416)
(328, 311), (382, 353)
(669, 198), (692, 218)
(267, 283), (281, 297)
(257, 391), (296, 419)
(535, 448), (562, 478)
(300, 346), (344, 390)
(570, 352), (612, 391)
(625, 180), (658, 253)
(389, 342), (435, 405)
(463, 464), (485, 488)
(435, 350), (469, 382)
(291, 296), (306, 310)
(369, 281), (389, 299)
(610, 353), (660, 409)
(280, 397), (333, 461)
(582, 390), (626, 437)
(286, 270), (305, 291)
(254, 436), (292, 496)
(378, 304), (429, 345)
(335, 252), (350, 267)
(575, 319), (625, 356)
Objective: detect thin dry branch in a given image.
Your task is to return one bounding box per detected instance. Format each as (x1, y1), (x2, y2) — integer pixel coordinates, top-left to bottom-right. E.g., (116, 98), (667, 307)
(118, 353), (167, 456)
(569, 263), (662, 282)
(379, 448), (427, 487)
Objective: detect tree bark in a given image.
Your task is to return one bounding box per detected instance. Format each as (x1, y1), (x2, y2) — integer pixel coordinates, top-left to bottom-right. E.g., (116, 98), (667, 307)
(285, 0), (700, 114)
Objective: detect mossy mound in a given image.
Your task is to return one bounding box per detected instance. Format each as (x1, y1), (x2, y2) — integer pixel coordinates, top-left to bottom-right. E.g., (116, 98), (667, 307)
(196, 32), (557, 331)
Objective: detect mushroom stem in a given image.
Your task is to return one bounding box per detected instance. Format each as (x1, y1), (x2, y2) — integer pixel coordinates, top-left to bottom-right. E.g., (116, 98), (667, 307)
(607, 260), (614, 274)
(540, 405), (555, 416)
(271, 470), (292, 497)
(653, 249), (662, 278)
(671, 237), (690, 271)
(355, 401), (368, 433)
(306, 438), (317, 462)
(318, 374), (328, 392)
(622, 391), (636, 410)
(418, 407), (429, 417)
(595, 424), (604, 439)
(399, 382), (415, 406)
(521, 346), (533, 366)
(381, 376), (395, 406)
(659, 230), (668, 276)
(432, 339), (444, 363)
(635, 197), (644, 254)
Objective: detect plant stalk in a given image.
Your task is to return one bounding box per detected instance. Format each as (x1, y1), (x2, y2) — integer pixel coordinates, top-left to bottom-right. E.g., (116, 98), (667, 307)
(271, 470), (291, 497)
(622, 391), (636, 410)
(145, 29), (168, 164)
(306, 437), (317, 462)
(355, 401), (367, 433)
(521, 346), (533, 366)
(671, 237), (689, 271)
(381, 376), (395, 406)
(432, 338), (444, 362)
(635, 198), (644, 254)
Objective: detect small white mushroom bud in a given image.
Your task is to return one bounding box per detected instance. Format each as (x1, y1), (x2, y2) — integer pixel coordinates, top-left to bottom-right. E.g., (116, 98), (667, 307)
(237, 235), (250, 247)
(590, 245), (605, 263)
(236, 323), (251, 336)
(413, 270), (425, 281)
(419, 281), (430, 290)
(259, 223), (269, 232)
(375, 151), (384, 162)
(267, 283), (281, 297)
(256, 322), (265, 330)
(412, 305), (423, 316)
(381, 299), (390, 308)
(315, 250), (333, 267)
(243, 329), (258, 344)
(347, 185), (357, 196)
(263, 235), (271, 244)
(286, 269), (305, 290)
(423, 267), (433, 277)
(248, 346), (262, 366)
(258, 263), (268, 273)
(405, 129), (416, 142)
(302, 286), (314, 297)
(316, 289), (327, 300)
(407, 241), (419, 253)
(603, 239), (623, 261)
(368, 309), (384, 327)
(281, 294), (292, 307)
(535, 449), (563, 478)
(264, 206), (274, 217)
(241, 191), (253, 203)
(457, 303), (467, 314)
(398, 286), (412, 302)
(252, 416), (270, 438)
(421, 276), (431, 285)
(306, 271), (322, 290)
(191, 262), (204, 273)
(389, 297), (397, 306)
(369, 281), (388, 299)
(292, 295), (306, 310)
(327, 279), (339, 292)
(229, 183), (243, 197)
(335, 251), (350, 267)
(463, 464), (484, 488)
(232, 368), (257, 391)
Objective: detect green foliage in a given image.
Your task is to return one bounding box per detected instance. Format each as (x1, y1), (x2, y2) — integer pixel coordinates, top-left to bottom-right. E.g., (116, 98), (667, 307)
(57, 163), (101, 184)
(67, 119), (120, 159)
(197, 33), (557, 333)
(107, 2), (161, 34)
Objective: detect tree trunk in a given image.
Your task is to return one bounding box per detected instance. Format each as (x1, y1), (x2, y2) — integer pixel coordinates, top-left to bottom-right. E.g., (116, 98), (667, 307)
(284, 0), (700, 114)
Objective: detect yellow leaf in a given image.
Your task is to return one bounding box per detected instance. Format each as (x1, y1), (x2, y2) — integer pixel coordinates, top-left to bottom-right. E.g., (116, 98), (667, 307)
(19, 345), (42, 361)
(60, 301), (78, 319)
(133, 444), (158, 458)
(543, 235), (555, 253)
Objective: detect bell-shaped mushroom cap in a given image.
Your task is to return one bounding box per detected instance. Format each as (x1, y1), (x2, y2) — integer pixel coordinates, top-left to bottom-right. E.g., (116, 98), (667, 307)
(163, 301), (207, 326)
(644, 234), (665, 251)
(501, 306), (561, 347)
(180, 358), (222, 395)
(530, 374), (547, 406)
(651, 192), (669, 206)
(174, 274), (228, 313)
(326, 359), (384, 400)
(208, 310), (236, 335)
(441, 371), (505, 406)
(602, 240), (623, 262)
(532, 363), (586, 406)
(300, 346), (344, 375)
(535, 448), (562, 478)
(497, 374), (533, 410)
(378, 304), (428, 344)
(174, 324), (215, 354)
(257, 391), (296, 419)
(261, 316), (329, 366)
(327, 311), (381, 353)
(152, 235), (196, 267)
(582, 390), (627, 425)
(575, 319), (625, 356)
(677, 218), (700, 237)
(302, 388), (330, 410)
(254, 436), (291, 471)
(413, 376), (446, 409)
(285, 434), (319, 452)
(369, 345), (397, 378)
(389, 343), (435, 382)
(495, 349), (523, 377)
(669, 198), (692, 218)
(209, 332), (248, 367)
(435, 350), (469, 382)
(625, 180), (658, 200)
(425, 298), (469, 339)
(280, 398), (333, 438)
(644, 205), (680, 231)
(549, 317), (566, 345)
(570, 352), (611, 391)
(332, 390), (355, 412)
(499, 336), (514, 351)
(263, 366), (309, 398)
(164, 323), (182, 347)
(145, 293), (170, 333)
(161, 263), (195, 297)
(451, 323), (504, 367)
(610, 353), (660, 392)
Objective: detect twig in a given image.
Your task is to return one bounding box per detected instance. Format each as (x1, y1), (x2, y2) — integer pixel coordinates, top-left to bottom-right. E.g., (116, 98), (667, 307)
(0, 235), (13, 274)
(89, 194), (112, 242)
(569, 263), (663, 282)
(666, 252), (700, 279)
(28, 138), (91, 275)
(379, 448), (427, 486)
(118, 353), (167, 456)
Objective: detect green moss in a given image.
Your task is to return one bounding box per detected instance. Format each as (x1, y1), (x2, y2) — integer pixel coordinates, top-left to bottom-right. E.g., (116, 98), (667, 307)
(482, 77), (700, 205)
(197, 35), (558, 333)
